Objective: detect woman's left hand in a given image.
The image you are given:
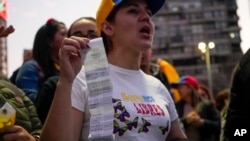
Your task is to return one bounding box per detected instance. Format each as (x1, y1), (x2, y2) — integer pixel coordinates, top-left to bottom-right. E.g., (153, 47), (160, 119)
(1, 125), (37, 141)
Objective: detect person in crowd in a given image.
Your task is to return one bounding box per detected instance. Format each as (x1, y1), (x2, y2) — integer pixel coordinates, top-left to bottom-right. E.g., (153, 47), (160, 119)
(0, 24), (14, 37)
(9, 49), (33, 85)
(197, 84), (215, 104)
(67, 17), (98, 38)
(140, 48), (172, 93)
(214, 89), (230, 141)
(0, 75), (42, 141)
(15, 18), (67, 102)
(40, 0), (189, 141)
(35, 16), (98, 124)
(157, 58), (182, 103)
(215, 89), (230, 114)
(222, 48), (250, 140)
(172, 75), (220, 141)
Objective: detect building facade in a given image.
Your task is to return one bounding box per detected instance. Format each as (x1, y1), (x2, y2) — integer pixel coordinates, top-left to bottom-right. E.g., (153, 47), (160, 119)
(0, 19), (7, 76)
(152, 0), (242, 94)
(0, 0), (7, 76)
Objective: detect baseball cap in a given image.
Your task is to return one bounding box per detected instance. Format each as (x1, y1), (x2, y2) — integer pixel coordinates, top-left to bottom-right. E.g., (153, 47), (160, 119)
(96, 0), (165, 36)
(171, 75), (199, 90)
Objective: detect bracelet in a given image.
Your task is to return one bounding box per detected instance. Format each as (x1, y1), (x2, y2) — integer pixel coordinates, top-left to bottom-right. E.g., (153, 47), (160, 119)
(33, 135), (40, 141)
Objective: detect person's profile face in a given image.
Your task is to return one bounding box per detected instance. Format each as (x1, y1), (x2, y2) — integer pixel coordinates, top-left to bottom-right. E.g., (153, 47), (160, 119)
(51, 24), (67, 49)
(198, 88), (209, 100)
(177, 84), (193, 98)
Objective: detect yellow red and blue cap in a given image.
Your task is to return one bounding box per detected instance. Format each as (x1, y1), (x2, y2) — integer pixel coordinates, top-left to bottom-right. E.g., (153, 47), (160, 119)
(171, 75), (199, 90)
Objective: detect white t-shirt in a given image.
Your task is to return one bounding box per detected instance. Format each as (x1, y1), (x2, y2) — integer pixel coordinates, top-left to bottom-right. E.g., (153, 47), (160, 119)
(72, 64), (178, 141)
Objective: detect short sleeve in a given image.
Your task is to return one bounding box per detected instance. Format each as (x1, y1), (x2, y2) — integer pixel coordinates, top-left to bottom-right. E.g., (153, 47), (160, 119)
(71, 67), (87, 112)
(159, 83), (178, 121)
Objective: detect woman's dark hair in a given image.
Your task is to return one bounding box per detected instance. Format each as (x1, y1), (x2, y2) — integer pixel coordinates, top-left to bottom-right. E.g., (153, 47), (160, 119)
(67, 17), (96, 37)
(198, 84), (215, 103)
(191, 89), (201, 108)
(32, 18), (65, 84)
(179, 85), (200, 108)
(215, 89), (230, 111)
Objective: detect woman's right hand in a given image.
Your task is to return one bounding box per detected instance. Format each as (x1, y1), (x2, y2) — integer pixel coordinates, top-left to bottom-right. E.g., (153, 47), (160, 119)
(186, 111), (199, 124)
(1, 125), (37, 141)
(58, 36), (89, 83)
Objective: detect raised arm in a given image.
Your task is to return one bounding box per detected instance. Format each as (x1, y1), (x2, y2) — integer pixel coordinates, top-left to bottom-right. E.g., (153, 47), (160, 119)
(40, 36), (89, 141)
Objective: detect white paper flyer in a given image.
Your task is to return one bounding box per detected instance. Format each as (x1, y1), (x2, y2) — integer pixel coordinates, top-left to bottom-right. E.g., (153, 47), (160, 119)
(81, 37), (115, 141)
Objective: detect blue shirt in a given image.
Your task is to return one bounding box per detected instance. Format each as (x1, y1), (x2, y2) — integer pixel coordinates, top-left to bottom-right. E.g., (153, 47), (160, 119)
(16, 60), (42, 102)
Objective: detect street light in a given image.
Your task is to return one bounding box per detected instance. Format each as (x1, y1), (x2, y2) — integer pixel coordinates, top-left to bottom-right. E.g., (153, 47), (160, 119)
(198, 41), (215, 95)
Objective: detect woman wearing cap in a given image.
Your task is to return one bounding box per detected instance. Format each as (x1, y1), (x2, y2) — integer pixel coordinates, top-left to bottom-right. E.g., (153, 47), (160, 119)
(40, 0), (188, 141)
(172, 75), (220, 141)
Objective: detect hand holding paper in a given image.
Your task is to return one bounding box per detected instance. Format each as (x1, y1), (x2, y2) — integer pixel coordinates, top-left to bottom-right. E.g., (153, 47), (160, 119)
(0, 102), (16, 129)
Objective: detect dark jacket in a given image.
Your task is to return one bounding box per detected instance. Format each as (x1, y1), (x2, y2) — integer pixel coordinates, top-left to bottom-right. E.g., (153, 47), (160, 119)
(176, 99), (220, 141)
(35, 76), (59, 124)
(223, 48), (250, 140)
(150, 63), (171, 91)
(9, 67), (20, 85)
(15, 60), (59, 102)
(0, 79), (42, 140)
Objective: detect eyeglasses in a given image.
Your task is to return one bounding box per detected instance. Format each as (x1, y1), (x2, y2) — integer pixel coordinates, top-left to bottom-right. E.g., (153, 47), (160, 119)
(70, 31), (99, 39)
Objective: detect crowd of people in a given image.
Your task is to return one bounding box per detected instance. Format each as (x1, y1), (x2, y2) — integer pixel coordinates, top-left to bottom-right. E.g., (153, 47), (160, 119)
(0, 0), (248, 141)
